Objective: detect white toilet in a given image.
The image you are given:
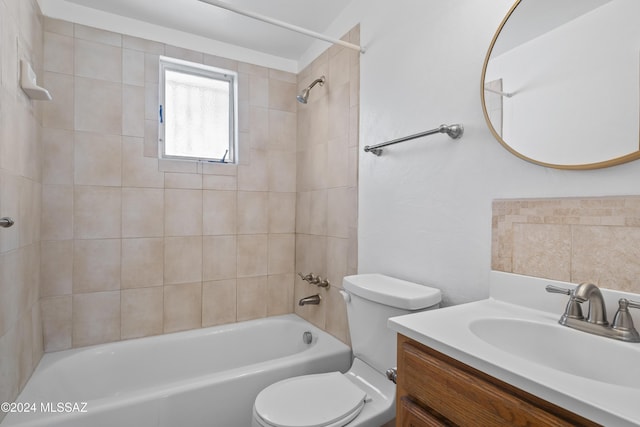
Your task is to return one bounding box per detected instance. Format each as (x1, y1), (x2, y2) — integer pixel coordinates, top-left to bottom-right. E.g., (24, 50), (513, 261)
(252, 274), (441, 427)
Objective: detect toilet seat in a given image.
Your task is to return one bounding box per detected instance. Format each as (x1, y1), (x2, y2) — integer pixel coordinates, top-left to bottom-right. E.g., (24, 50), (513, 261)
(253, 372), (367, 427)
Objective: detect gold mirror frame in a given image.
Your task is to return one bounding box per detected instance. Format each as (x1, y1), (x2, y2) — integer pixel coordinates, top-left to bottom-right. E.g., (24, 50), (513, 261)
(480, 0), (640, 170)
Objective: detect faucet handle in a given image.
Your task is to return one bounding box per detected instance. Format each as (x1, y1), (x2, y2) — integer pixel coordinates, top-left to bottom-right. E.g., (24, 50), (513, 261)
(545, 285), (571, 295)
(612, 298), (640, 330)
(546, 285), (584, 320)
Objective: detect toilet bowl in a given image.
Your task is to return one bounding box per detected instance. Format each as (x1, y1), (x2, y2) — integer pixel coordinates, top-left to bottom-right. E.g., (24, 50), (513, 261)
(252, 274), (441, 427)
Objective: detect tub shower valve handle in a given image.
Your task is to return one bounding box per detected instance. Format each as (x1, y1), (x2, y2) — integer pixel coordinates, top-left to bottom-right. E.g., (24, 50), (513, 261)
(0, 217), (14, 228)
(317, 277), (330, 289)
(297, 272), (329, 288)
(545, 285), (584, 320)
(298, 272), (315, 282)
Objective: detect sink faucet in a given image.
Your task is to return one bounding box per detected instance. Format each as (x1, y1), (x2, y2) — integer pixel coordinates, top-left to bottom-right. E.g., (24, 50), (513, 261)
(572, 283), (608, 325)
(546, 283), (640, 342)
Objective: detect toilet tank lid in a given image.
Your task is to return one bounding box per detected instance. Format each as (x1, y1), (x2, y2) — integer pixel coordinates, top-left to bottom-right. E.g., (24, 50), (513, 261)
(342, 274), (441, 310)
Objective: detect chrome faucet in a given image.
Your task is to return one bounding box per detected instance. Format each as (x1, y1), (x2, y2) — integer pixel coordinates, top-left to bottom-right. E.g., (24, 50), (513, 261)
(546, 283), (640, 342)
(572, 283), (608, 325)
(298, 294), (321, 306)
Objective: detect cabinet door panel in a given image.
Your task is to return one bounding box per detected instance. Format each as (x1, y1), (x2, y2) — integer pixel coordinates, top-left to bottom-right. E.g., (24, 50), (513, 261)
(397, 335), (599, 427)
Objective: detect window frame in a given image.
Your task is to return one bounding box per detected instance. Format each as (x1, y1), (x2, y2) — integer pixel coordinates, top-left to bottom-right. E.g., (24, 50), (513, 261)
(158, 56), (238, 164)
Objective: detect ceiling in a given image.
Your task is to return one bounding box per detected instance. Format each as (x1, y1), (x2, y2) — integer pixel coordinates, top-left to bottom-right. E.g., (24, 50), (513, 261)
(59, 0), (352, 60)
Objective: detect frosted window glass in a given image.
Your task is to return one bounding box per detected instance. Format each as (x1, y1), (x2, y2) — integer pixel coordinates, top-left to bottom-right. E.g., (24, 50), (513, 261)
(164, 69), (230, 160)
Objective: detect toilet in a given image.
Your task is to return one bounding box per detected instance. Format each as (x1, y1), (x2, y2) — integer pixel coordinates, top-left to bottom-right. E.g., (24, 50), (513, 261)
(252, 274), (441, 427)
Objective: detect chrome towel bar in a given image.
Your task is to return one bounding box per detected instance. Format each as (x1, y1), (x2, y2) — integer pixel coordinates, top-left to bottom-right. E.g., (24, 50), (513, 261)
(364, 124), (463, 156)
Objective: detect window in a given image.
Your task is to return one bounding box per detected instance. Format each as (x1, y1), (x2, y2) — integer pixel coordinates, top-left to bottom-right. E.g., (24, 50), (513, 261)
(159, 56), (237, 163)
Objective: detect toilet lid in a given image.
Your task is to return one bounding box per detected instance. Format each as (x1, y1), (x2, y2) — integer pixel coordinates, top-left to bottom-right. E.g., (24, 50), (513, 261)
(254, 372), (367, 427)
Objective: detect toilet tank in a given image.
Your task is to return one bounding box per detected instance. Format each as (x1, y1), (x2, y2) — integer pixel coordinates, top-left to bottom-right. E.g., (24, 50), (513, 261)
(342, 274), (441, 374)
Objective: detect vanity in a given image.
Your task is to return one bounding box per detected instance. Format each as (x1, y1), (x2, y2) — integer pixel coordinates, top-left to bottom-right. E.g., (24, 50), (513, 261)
(388, 272), (640, 427)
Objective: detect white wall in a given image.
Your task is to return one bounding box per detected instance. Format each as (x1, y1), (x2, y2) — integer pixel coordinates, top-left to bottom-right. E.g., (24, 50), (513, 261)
(311, 0), (640, 305)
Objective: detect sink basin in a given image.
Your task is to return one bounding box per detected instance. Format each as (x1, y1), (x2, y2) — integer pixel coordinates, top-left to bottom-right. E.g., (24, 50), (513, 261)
(469, 318), (640, 388)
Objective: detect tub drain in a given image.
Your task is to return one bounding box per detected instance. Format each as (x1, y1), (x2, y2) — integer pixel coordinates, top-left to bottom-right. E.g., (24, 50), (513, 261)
(302, 331), (313, 344)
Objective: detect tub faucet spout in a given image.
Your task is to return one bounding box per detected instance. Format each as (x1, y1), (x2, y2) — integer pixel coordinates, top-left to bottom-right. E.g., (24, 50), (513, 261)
(298, 294), (321, 306)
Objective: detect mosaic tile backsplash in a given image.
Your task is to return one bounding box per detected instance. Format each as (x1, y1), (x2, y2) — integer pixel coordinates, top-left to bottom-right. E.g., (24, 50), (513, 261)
(493, 197), (640, 293)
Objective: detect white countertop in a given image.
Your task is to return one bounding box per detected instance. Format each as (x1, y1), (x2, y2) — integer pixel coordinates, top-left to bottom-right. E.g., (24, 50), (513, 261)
(388, 271), (640, 427)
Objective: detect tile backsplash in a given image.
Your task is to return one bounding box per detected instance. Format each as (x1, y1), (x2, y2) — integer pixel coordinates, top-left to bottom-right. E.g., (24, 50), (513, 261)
(493, 197), (640, 293)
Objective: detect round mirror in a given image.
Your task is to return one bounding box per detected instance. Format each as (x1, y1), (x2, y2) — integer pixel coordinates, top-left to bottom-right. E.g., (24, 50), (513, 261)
(481, 0), (640, 169)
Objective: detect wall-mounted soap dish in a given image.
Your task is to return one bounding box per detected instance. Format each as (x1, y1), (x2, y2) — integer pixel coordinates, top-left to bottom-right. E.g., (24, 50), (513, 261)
(20, 60), (52, 101)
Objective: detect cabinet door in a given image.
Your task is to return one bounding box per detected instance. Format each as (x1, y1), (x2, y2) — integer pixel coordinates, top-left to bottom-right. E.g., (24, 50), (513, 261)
(397, 335), (600, 427)
(398, 397), (454, 427)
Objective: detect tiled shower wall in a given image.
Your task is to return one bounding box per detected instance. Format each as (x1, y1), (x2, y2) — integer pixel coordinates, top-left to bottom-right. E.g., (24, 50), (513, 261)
(294, 28), (360, 344)
(493, 197), (640, 293)
(40, 19), (299, 351)
(0, 0), (44, 415)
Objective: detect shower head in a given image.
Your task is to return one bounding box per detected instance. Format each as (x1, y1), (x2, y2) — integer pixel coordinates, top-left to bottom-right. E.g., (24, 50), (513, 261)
(296, 76), (325, 104)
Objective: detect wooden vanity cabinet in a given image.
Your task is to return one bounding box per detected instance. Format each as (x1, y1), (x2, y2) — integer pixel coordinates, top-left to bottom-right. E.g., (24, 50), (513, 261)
(396, 334), (600, 427)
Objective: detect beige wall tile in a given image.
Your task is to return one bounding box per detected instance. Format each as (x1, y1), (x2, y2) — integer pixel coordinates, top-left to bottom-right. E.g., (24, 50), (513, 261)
(122, 48), (145, 86)
(324, 286), (349, 344)
(327, 187), (349, 238)
(122, 85), (145, 137)
(74, 186), (121, 239)
(237, 191), (268, 234)
(165, 173), (202, 189)
(164, 282), (202, 333)
(268, 78), (296, 113)
(121, 287), (163, 339)
(268, 234), (295, 275)
(572, 226), (640, 291)
(123, 36), (164, 54)
(72, 291), (120, 347)
(165, 45), (203, 63)
(267, 274), (293, 316)
(202, 279), (236, 327)
(122, 188), (164, 238)
(512, 223), (571, 282)
(268, 110), (297, 152)
(40, 184), (72, 242)
(237, 234), (268, 278)
(121, 238), (163, 288)
(164, 236), (202, 285)
(44, 32), (73, 75)
(74, 77), (122, 134)
(42, 128), (73, 185)
(122, 137), (164, 188)
(40, 240), (72, 297)
(43, 72), (74, 130)
(40, 296), (72, 352)
(238, 150), (268, 191)
(268, 151), (296, 193)
(44, 17), (73, 36)
(74, 38), (122, 82)
(164, 189), (203, 236)
(269, 192), (296, 234)
(0, 249), (23, 337)
(237, 276), (267, 321)
(203, 235), (237, 281)
(74, 132), (122, 186)
(73, 238), (121, 293)
(74, 24), (122, 47)
(203, 190), (236, 235)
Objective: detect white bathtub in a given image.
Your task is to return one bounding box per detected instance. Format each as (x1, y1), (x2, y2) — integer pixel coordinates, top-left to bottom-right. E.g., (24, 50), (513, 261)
(1, 314), (352, 427)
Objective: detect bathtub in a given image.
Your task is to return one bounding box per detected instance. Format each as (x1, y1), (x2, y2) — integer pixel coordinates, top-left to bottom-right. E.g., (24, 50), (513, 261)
(1, 314), (352, 427)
